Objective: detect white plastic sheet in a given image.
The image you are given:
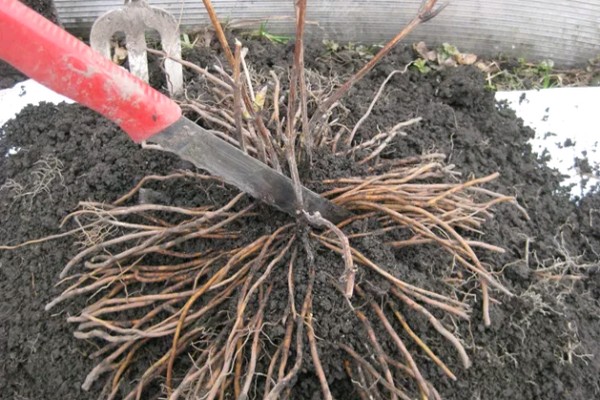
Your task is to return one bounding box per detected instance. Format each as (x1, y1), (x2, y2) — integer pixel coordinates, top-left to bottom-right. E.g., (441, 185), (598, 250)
(496, 88), (600, 197)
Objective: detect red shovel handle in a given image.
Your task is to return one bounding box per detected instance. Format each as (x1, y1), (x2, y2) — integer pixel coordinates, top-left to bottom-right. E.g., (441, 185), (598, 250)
(0, 0), (181, 142)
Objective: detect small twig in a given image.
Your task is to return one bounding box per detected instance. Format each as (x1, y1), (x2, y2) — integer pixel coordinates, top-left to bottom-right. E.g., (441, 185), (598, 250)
(146, 48), (230, 90)
(199, 0), (280, 171)
(233, 40), (246, 153)
(358, 130), (401, 165)
(294, 0), (311, 161)
(348, 67), (413, 145)
(481, 279), (491, 327)
(182, 102), (238, 134)
(239, 47), (255, 102)
(255, 117), (282, 171)
(112, 172), (218, 206)
(269, 70), (285, 143)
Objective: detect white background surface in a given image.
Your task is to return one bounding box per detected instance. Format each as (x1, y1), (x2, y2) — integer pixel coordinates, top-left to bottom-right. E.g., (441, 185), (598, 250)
(496, 87), (599, 197)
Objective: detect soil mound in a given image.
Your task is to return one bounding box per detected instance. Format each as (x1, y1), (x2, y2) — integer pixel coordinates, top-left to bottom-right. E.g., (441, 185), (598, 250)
(1, 40), (599, 399)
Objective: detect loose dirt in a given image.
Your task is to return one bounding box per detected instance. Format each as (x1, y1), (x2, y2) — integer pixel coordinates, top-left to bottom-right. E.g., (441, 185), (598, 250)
(0, 0), (60, 90)
(1, 38), (599, 400)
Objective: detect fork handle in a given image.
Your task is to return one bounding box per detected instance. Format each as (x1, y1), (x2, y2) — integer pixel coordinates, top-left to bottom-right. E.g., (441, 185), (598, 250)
(0, 0), (181, 142)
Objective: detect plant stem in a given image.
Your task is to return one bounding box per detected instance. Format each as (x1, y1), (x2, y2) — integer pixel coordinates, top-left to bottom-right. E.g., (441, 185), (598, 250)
(285, 0), (309, 210)
(233, 40), (246, 153)
(309, 0), (445, 135)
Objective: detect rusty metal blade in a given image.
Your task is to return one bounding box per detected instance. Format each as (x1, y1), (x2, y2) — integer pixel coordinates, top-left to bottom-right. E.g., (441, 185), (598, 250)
(151, 117), (351, 223)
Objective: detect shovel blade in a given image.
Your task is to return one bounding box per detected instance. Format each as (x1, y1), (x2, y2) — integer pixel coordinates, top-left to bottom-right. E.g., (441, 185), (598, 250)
(152, 117), (352, 223)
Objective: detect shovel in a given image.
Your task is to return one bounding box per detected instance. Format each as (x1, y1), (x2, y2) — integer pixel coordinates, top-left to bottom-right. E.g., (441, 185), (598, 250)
(0, 0), (350, 223)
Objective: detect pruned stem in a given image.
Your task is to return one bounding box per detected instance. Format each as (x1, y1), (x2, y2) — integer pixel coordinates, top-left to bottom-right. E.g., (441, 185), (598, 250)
(310, 0), (445, 131)
(200, 0), (234, 67)
(283, 0), (309, 210)
(233, 40), (246, 153)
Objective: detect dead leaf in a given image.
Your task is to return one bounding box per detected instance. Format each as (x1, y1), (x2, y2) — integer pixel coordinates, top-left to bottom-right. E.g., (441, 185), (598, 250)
(441, 57), (458, 68)
(253, 86), (268, 111)
(425, 50), (437, 62)
(414, 41), (429, 58)
(413, 42), (435, 61)
(456, 53), (477, 65)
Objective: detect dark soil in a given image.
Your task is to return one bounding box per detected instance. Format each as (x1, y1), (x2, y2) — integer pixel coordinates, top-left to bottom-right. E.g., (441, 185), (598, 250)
(19, 0), (58, 23)
(1, 38), (599, 400)
(0, 63), (25, 91)
(0, 1), (60, 90)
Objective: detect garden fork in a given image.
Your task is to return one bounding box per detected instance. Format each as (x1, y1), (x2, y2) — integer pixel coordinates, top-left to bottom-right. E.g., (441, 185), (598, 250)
(90, 0), (184, 95)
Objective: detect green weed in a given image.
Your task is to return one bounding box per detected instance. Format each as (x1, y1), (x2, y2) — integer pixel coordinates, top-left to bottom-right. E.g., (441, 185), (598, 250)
(254, 22), (291, 45)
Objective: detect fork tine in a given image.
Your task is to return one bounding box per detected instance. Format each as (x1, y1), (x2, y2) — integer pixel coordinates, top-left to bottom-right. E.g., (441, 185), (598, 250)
(90, 0), (183, 95)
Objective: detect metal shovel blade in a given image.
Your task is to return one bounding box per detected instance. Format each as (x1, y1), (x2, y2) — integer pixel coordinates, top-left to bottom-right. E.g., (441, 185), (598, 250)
(152, 117), (352, 223)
